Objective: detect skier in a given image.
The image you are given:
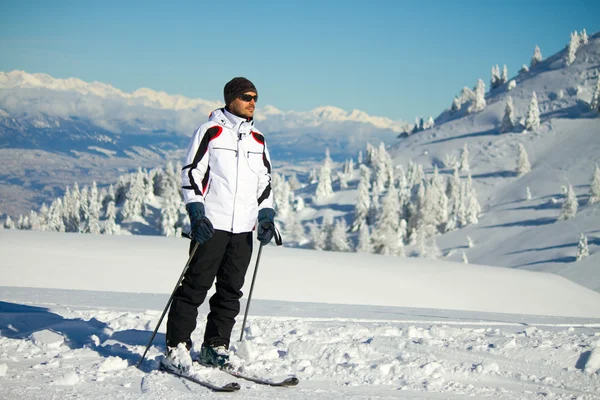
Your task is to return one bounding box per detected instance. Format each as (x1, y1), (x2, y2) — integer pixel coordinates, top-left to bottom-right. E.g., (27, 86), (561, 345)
(162, 77), (277, 373)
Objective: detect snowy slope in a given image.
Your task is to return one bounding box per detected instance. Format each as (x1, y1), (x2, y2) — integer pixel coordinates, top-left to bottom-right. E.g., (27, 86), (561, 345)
(372, 32), (600, 291)
(1, 230), (600, 399)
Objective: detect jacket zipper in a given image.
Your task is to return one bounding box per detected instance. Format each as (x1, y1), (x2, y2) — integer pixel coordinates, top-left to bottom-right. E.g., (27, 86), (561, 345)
(231, 137), (241, 232)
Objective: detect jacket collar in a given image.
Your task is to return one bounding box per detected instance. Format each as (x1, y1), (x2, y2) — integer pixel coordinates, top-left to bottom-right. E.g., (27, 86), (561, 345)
(209, 108), (254, 138)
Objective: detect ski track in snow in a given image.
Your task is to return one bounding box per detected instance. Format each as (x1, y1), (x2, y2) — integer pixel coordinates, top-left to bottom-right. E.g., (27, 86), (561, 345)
(1, 300), (600, 399)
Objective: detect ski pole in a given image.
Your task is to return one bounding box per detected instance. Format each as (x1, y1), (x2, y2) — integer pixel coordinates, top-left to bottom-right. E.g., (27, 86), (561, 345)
(239, 224), (282, 342)
(239, 243), (264, 342)
(137, 236), (199, 368)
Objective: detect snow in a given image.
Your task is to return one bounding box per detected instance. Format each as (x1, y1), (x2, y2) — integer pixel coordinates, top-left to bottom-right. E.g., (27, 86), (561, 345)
(1, 229), (600, 399)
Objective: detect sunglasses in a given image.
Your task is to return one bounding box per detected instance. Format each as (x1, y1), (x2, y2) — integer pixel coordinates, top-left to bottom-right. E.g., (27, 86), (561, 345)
(238, 94), (258, 102)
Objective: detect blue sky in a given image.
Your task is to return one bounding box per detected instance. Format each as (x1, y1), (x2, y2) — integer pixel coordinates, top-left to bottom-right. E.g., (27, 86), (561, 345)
(1, 0), (599, 122)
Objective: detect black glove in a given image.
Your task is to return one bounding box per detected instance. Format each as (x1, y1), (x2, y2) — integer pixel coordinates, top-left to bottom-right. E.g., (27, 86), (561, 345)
(186, 202), (214, 245)
(257, 208), (276, 245)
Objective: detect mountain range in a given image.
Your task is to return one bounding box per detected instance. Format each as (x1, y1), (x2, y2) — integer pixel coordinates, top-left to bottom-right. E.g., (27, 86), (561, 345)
(0, 70), (410, 217)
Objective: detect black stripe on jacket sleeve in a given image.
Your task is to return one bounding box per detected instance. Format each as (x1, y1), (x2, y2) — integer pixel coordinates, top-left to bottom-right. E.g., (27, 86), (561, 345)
(183, 126), (222, 196)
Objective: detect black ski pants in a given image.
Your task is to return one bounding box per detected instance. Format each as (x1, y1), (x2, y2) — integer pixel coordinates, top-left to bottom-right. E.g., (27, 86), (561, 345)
(166, 230), (253, 349)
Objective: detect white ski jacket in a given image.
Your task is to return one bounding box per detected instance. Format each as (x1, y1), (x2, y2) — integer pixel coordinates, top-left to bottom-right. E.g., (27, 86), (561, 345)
(181, 108), (273, 234)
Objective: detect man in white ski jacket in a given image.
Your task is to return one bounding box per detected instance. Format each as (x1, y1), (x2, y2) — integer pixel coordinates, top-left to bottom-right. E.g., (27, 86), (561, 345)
(163, 77), (277, 372)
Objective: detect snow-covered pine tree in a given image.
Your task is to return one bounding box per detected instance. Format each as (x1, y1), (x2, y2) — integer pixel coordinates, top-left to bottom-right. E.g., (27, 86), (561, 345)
(467, 235), (474, 248)
(356, 224), (373, 253)
(451, 97), (461, 113)
(566, 30), (580, 66)
(103, 201), (120, 235)
(308, 222), (325, 251)
(462, 252), (469, 264)
(160, 196), (179, 237)
(558, 184), (578, 221)
(501, 96), (516, 133)
(580, 29), (588, 45)
(589, 164), (600, 205)
(431, 166), (448, 228)
(501, 65), (508, 84)
(590, 77), (600, 112)
(468, 79), (486, 113)
(465, 174), (481, 225)
(319, 215), (335, 251)
(87, 182), (102, 234)
(314, 149), (334, 201)
(520, 64), (529, 74)
(351, 165), (371, 232)
(517, 143), (531, 176)
(288, 173), (302, 191)
(373, 142), (393, 192)
(47, 198), (66, 232)
(119, 169), (147, 222)
(530, 45), (542, 68)
(576, 232), (589, 261)
(422, 116), (433, 130)
(372, 184), (402, 255)
(272, 173), (293, 220)
(460, 143), (470, 173)
(526, 186), (532, 200)
(329, 218), (352, 252)
(525, 91), (541, 131)
(3, 215), (15, 229)
(490, 65), (501, 90)
(283, 213), (306, 246)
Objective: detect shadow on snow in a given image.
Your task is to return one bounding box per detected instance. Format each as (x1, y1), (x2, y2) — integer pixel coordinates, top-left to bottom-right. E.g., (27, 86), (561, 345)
(0, 301), (162, 370)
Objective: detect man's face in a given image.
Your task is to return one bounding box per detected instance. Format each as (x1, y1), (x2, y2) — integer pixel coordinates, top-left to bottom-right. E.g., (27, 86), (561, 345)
(229, 92), (257, 119)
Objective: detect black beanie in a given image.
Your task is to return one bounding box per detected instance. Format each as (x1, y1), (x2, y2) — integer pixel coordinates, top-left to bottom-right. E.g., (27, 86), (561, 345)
(224, 77), (257, 106)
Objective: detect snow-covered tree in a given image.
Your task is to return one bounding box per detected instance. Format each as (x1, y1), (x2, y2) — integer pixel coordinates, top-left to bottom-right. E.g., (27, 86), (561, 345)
(566, 31), (580, 66)
(525, 91), (540, 131)
(119, 170), (146, 222)
(501, 96), (516, 133)
(468, 79), (486, 113)
(272, 173), (293, 220)
(520, 64), (529, 74)
(103, 201), (120, 235)
(351, 165), (371, 232)
(372, 185), (402, 255)
(580, 29), (588, 45)
(4, 215), (15, 229)
(590, 78), (600, 112)
(490, 65), (501, 90)
(314, 149), (334, 201)
(465, 174), (481, 225)
(462, 252), (469, 264)
(451, 97), (461, 113)
(425, 116), (435, 130)
(501, 65), (508, 84)
(576, 233), (589, 261)
(530, 45), (542, 68)
(508, 80), (516, 91)
(589, 164), (600, 205)
(284, 213), (306, 245)
(459, 143), (470, 173)
(526, 186), (532, 200)
(517, 143), (531, 176)
(288, 173), (302, 191)
(558, 184), (578, 221)
(467, 235), (474, 248)
(356, 224), (373, 253)
(329, 218), (352, 252)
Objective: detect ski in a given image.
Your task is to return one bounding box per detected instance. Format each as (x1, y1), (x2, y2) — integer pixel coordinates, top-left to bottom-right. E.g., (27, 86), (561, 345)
(160, 365), (241, 392)
(194, 361), (299, 387)
(222, 369), (299, 387)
